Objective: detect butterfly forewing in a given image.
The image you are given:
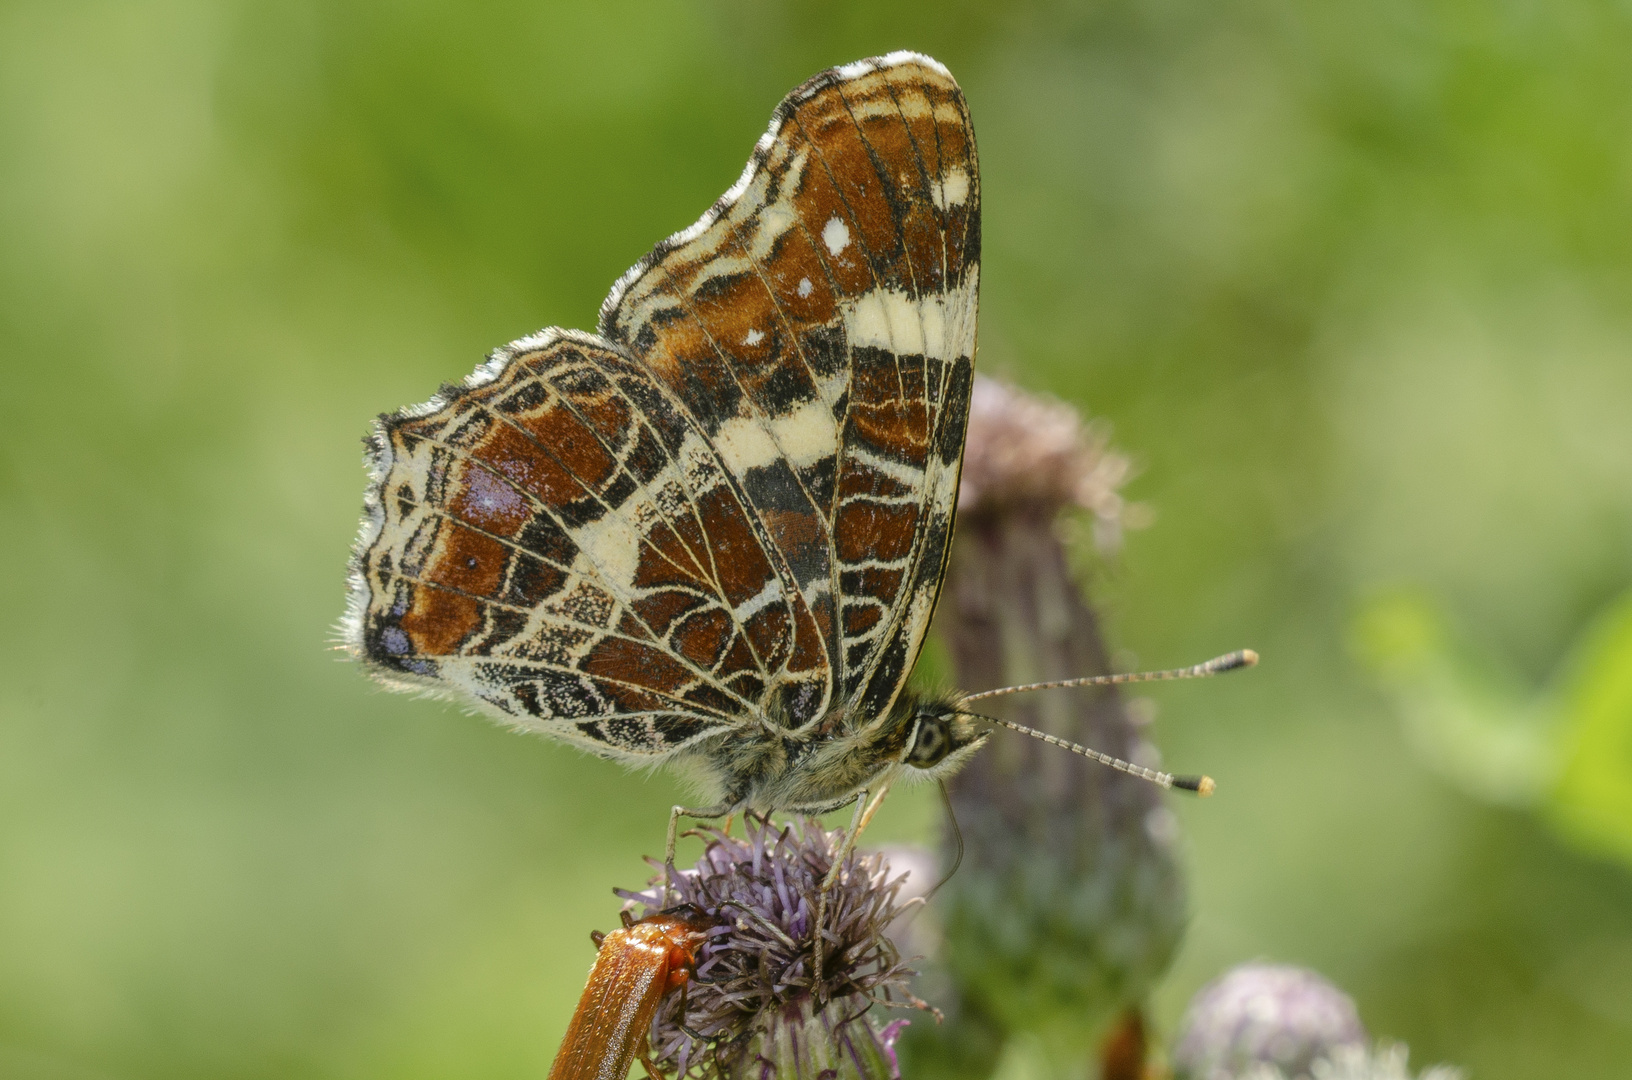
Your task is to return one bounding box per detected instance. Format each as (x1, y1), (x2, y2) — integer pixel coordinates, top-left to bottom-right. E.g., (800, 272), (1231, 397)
(600, 53), (980, 733)
(346, 51), (979, 765)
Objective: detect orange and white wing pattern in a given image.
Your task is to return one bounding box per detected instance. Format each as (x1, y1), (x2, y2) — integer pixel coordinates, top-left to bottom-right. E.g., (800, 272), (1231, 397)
(344, 51), (978, 758)
(601, 51), (980, 732)
(345, 331), (816, 757)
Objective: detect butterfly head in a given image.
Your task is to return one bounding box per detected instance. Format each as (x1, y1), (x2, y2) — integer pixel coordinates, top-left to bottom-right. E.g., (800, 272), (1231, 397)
(896, 693), (989, 780)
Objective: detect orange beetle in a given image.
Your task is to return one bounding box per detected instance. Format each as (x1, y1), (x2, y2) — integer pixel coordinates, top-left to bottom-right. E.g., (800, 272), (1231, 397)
(548, 907), (715, 1080)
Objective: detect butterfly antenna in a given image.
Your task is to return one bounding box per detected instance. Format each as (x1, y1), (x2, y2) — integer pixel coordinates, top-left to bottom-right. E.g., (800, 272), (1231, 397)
(962, 709), (1216, 796)
(960, 649), (1258, 704)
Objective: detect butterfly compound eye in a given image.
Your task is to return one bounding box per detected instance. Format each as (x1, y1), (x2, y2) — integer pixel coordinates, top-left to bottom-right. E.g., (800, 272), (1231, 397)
(906, 715), (952, 768)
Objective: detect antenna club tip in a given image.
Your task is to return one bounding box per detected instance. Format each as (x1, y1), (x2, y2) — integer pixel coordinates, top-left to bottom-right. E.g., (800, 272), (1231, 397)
(1240, 649), (1259, 668)
(1172, 774), (1216, 796)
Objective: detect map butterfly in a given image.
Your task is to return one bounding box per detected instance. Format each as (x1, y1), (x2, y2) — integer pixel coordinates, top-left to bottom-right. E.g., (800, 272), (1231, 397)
(344, 51), (989, 812)
(342, 53), (1245, 843)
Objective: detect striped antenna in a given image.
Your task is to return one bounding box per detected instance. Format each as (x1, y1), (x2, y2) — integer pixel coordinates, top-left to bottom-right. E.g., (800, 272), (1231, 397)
(957, 649), (1258, 796)
(960, 649), (1258, 704)
(964, 710), (1215, 795)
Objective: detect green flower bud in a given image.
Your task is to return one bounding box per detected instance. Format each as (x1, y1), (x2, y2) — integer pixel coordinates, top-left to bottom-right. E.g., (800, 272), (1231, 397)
(923, 377), (1185, 1072)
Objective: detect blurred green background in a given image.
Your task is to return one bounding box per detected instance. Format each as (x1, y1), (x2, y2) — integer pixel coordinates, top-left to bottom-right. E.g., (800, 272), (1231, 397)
(4, 0), (1631, 1077)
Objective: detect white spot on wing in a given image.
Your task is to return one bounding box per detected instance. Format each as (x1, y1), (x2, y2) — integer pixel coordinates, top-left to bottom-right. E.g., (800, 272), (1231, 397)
(839, 270), (979, 361)
(744, 328), (764, 346)
(570, 514), (643, 597)
(822, 216), (850, 256)
(797, 277), (813, 298)
(713, 416), (781, 473)
(734, 577), (783, 621)
(932, 167), (972, 209)
(849, 446), (927, 489)
(712, 401), (838, 476)
(770, 399), (838, 469)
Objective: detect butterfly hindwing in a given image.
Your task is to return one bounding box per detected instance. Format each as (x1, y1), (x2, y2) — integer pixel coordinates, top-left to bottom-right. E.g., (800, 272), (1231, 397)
(350, 331), (812, 757)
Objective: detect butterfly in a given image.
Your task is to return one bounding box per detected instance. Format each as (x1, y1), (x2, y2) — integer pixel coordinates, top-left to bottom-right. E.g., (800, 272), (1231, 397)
(342, 51), (1247, 878)
(345, 50), (987, 814)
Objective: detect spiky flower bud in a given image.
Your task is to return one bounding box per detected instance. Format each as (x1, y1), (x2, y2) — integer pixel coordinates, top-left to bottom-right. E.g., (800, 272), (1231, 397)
(957, 374), (1143, 549)
(616, 816), (926, 1080)
(915, 376), (1183, 1077)
(1171, 963), (1367, 1080)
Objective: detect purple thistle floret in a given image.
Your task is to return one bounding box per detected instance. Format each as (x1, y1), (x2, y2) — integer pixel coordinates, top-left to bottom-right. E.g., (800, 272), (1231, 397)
(1172, 963), (1367, 1080)
(617, 815), (928, 1080)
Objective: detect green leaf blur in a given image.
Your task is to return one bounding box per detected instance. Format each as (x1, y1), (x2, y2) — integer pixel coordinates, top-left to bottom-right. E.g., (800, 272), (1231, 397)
(3, 2), (1630, 1079)
(1552, 596), (1632, 871)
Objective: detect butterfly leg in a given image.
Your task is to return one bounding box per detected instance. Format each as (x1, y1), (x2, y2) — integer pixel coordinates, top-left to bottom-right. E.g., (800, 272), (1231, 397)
(857, 778), (893, 834)
(812, 789), (870, 998)
(665, 802), (733, 905)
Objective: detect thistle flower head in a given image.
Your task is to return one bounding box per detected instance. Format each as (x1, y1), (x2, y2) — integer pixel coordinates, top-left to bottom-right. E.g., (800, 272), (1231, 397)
(1236, 1043), (1465, 1080)
(1172, 963), (1368, 1080)
(957, 375), (1141, 549)
(616, 815), (925, 1079)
